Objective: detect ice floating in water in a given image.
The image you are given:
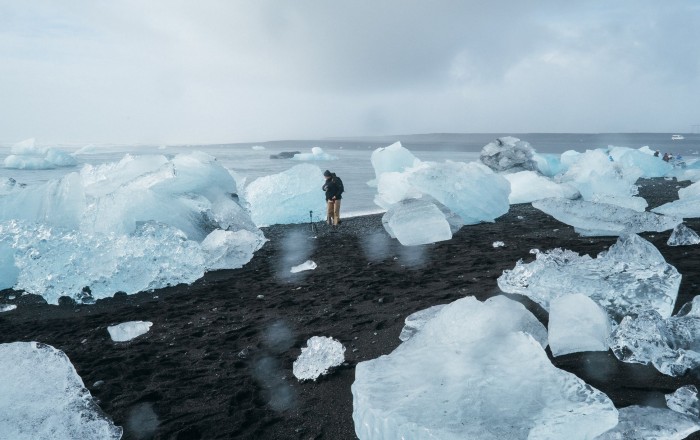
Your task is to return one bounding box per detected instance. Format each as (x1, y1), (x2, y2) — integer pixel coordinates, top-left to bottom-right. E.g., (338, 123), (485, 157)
(596, 405), (700, 440)
(0, 342), (122, 440)
(666, 385), (700, 418)
(505, 170), (579, 204)
(498, 234), (681, 320)
(668, 223), (700, 246)
(251, 145), (266, 151)
(492, 241), (505, 248)
(0, 304), (17, 312)
(290, 260), (317, 273)
(292, 147), (337, 161)
(548, 294), (611, 357)
(532, 198), (681, 236)
(382, 198), (454, 246)
(479, 136), (538, 172)
(244, 163), (326, 226)
(0, 152), (265, 303)
(609, 297), (700, 376)
(3, 138), (77, 170)
(369, 142), (420, 184)
(108, 321), (153, 342)
(398, 304), (447, 342)
(352, 296), (616, 440)
(292, 336), (345, 381)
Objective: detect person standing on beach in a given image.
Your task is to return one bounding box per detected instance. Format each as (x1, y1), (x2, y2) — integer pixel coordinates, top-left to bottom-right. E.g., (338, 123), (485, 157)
(322, 170), (343, 225)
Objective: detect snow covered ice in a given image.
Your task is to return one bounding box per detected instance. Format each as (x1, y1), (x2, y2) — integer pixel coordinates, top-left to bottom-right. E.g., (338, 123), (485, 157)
(668, 223), (700, 246)
(353, 296), (618, 440)
(292, 147), (337, 161)
(479, 136), (538, 172)
(244, 163), (326, 226)
(595, 405), (700, 440)
(381, 198), (454, 246)
(532, 198), (681, 236)
(0, 151), (266, 304)
(609, 297), (700, 376)
(108, 321), (153, 342)
(290, 260), (317, 273)
(666, 385), (700, 418)
(0, 342), (122, 440)
(292, 336), (345, 381)
(3, 138), (77, 170)
(398, 304), (446, 342)
(498, 234), (681, 320)
(504, 170), (578, 204)
(548, 294), (611, 357)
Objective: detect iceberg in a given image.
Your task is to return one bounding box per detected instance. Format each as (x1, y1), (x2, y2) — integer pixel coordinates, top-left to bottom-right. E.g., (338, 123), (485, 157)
(532, 198), (681, 236)
(0, 342), (122, 440)
(381, 198), (454, 246)
(108, 320), (153, 342)
(290, 260), (317, 273)
(505, 170), (579, 204)
(292, 336), (345, 381)
(479, 136), (538, 172)
(3, 138), (77, 170)
(352, 296), (616, 440)
(666, 385), (700, 418)
(668, 223), (700, 246)
(244, 163), (326, 226)
(370, 141), (420, 183)
(498, 234), (681, 320)
(398, 304), (447, 342)
(609, 297), (700, 376)
(595, 405), (700, 440)
(548, 294), (611, 357)
(292, 147), (337, 161)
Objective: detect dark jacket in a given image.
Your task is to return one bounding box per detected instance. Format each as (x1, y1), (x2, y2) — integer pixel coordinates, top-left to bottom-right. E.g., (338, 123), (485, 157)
(322, 175), (343, 201)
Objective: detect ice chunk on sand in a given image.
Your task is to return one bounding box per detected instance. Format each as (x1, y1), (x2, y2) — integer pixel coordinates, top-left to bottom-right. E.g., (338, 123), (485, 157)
(290, 260), (317, 273)
(548, 294), (611, 357)
(0, 342), (122, 440)
(370, 141), (420, 183)
(398, 304), (447, 342)
(505, 170), (579, 204)
(244, 163), (325, 226)
(492, 241), (505, 248)
(382, 198), (453, 246)
(654, 181), (700, 218)
(292, 147), (337, 161)
(559, 149), (642, 202)
(609, 299), (700, 376)
(201, 229), (267, 271)
(0, 242), (19, 290)
(3, 138), (77, 170)
(352, 296), (616, 440)
(532, 152), (567, 177)
(498, 234), (681, 320)
(666, 385), (700, 418)
(668, 223), (700, 246)
(0, 304), (17, 312)
(479, 136), (537, 172)
(108, 321), (153, 342)
(532, 198), (681, 236)
(292, 336), (345, 381)
(596, 405), (700, 440)
(609, 146), (673, 178)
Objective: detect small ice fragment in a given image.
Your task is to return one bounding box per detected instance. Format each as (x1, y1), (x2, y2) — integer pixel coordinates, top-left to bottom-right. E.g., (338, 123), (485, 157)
(107, 321), (153, 342)
(293, 336), (345, 381)
(256, 295), (264, 300)
(492, 241), (505, 248)
(548, 294), (611, 357)
(290, 260), (317, 273)
(596, 405), (700, 440)
(0, 304), (17, 312)
(666, 385), (700, 418)
(667, 223), (700, 246)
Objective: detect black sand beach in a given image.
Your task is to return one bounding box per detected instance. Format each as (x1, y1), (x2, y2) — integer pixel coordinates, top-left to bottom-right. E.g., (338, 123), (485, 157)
(2, 177), (700, 440)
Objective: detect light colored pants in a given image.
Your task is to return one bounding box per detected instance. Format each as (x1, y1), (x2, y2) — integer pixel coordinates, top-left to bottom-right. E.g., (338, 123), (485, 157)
(327, 200), (341, 225)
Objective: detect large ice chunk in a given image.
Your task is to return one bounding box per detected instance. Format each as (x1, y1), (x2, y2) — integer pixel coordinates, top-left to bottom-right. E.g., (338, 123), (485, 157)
(292, 147), (337, 161)
(609, 146), (673, 178)
(498, 234), (681, 320)
(292, 336), (345, 381)
(352, 296), (616, 440)
(505, 171), (579, 204)
(201, 229), (267, 271)
(370, 141), (420, 183)
(381, 198), (454, 246)
(0, 342), (122, 440)
(532, 198), (681, 236)
(654, 180), (700, 218)
(3, 138), (77, 170)
(532, 152), (567, 177)
(548, 294), (612, 357)
(595, 405), (700, 440)
(479, 136), (537, 172)
(666, 385), (700, 418)
(108, 321), (153, 342)
(609, 297), (700, 376)
(244, 163), (326, 226)
(398, 304), (447, 342)
(668, 223), (700, 246)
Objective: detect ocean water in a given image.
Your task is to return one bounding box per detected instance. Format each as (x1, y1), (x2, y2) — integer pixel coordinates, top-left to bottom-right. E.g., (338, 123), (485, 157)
(0, 133), (698, 217)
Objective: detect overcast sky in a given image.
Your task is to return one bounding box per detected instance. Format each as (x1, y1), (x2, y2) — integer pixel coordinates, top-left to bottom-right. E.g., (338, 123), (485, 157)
(1, 1), (698, 145)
